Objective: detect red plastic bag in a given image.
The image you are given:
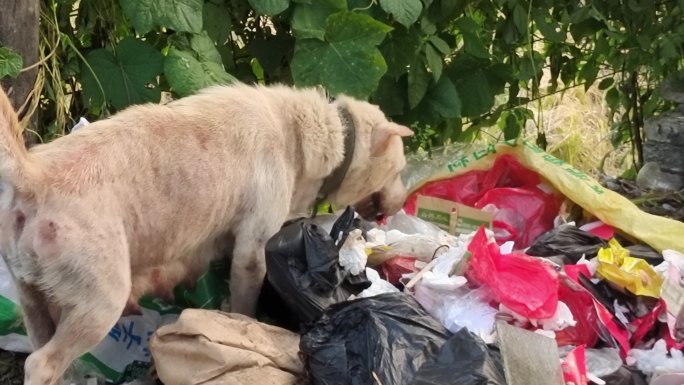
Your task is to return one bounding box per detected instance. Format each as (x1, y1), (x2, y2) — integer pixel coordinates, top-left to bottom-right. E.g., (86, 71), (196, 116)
(661, 326), (684, 350)
(404, 170), (488, 213)
(465, 227), (559, 319)
(561, 345), (588, 385)
(563, 264), (592, 284)
(404, 155), (560, 248)
(380, 256), (419, 285)
(555, 276), (599, 348)
(630, 302), (663, 347)
(555, 275), (631, 356)
(593, 298), (630, 358)
(480, 154), (544, 190)
(474, 187), (560, 247)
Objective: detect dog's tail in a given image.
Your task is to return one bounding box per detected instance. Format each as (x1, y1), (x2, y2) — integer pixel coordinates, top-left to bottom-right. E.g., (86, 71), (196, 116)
(0, 86), (35, 193)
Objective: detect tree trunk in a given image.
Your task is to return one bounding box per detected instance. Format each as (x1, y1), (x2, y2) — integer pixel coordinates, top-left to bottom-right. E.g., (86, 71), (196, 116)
(0, 0), (40, 146)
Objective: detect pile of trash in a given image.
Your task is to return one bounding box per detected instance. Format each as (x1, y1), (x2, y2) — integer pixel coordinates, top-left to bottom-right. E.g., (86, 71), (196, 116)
(3, 139), (684, 385)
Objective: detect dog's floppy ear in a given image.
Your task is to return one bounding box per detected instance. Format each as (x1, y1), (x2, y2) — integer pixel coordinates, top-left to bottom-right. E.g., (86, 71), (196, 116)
(371, 122), (414, 156)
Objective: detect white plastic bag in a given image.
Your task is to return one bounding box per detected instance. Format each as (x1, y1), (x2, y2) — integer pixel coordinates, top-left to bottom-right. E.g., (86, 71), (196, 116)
(627, 339), (684, 379)
(338, 229), (368, 275)
(352, 268), (399, 299)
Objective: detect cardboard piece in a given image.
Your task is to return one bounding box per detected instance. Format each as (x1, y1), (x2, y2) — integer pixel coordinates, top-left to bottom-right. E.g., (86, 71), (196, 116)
(415, 195), (493, 236)
(149, 309), (304, 385)
(496, 320), (565, 385)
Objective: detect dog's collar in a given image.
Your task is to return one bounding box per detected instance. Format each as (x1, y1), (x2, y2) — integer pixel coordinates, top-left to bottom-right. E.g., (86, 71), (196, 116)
(311, 104), (356, 217)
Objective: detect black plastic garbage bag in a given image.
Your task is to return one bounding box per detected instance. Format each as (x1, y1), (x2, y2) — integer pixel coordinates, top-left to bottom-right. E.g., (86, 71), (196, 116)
(300, 292), (451, 385)
(526, 224), (607, 263)
(409, 328), (506, 385)
(264, 206), (371, 326)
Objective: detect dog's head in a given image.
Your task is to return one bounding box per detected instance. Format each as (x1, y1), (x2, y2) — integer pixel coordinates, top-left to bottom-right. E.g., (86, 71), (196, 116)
(328, 96), (413, 221)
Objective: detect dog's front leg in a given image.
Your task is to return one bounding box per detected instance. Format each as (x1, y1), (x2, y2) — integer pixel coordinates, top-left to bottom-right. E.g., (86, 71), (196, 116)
(229, 239), (266, 317)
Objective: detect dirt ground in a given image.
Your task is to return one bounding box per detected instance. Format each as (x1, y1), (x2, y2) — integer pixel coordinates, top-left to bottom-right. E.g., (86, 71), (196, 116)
(0, 350), (26, 385)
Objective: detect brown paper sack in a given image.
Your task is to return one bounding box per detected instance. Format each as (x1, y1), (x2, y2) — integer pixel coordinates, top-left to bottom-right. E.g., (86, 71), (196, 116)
(149, 309), (304, 385)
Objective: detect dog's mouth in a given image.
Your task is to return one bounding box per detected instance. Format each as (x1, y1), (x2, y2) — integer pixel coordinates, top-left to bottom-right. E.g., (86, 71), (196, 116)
(354, 192), (386, 222)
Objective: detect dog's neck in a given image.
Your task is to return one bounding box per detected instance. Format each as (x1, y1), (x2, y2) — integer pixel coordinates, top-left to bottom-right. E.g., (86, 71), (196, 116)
(312, 104), (356, 214)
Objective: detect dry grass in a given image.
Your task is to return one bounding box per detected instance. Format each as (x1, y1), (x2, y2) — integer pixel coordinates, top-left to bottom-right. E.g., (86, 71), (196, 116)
(523, 84), (632, 177)
(477, 69), (633, 178)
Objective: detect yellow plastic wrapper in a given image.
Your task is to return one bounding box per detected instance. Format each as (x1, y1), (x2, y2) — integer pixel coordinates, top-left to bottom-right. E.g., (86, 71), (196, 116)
(596, 239), (663, 298)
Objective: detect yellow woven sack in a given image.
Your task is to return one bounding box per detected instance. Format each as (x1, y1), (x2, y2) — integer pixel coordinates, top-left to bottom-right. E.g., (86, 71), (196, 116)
(402, 139), (684, 253)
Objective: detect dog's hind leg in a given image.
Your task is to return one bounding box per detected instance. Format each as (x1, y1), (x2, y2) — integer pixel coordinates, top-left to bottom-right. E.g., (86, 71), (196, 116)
(22, 252), (130, 385)
(16, 280), (55, 349)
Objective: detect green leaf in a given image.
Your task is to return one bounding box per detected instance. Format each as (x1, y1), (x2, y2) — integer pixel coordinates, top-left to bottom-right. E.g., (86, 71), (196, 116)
(454, 17), (489, 58)
(424, 43), (443, 81)
(379, 0), (423, 28)
(569, 18), (605, 41)
(500, 19), (520, 45)
(81, 37), (164, 110)
(451, 64), (494, 117)
(569, 6), (592, 23)
(532, 9), (564, 42)
(502, 112), (521, 140)
(598, 77), (614, 90)
(560, 57), (577, 87)
(190, 32), (223, 63)
(164, 32), (238, 97)
(518, 51), (544, 81)
(454, 16), (479, 33)
(248, 0), (290, 16)
(292, 0), (347, 40)
(203, 0), (234, 68)
(291, 12), (392, 99)
(420, 12), (437, 34)
(428, 35), (451, 55)
(594, 33), (609, 58)
(660, 36), (678, 60)
(203, 0), (232, 44)
(462, 31), (490, 58)
(642, 92), (659, 117)
(627, 0), (643, 12)
(606, 87), (620, 111)
(426, 76), (461, 118)
(512, 4), (528, 34)
(119, 0), (203, 34)
(408, 56), (430, 109)
(373, 75), (406, 116)
(578, 59), (599, 90)
(380, 27), (422, 78)
(0, 46), (22, 79)
(636, 35), (650, 50)
(247, 34), (295, 74)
